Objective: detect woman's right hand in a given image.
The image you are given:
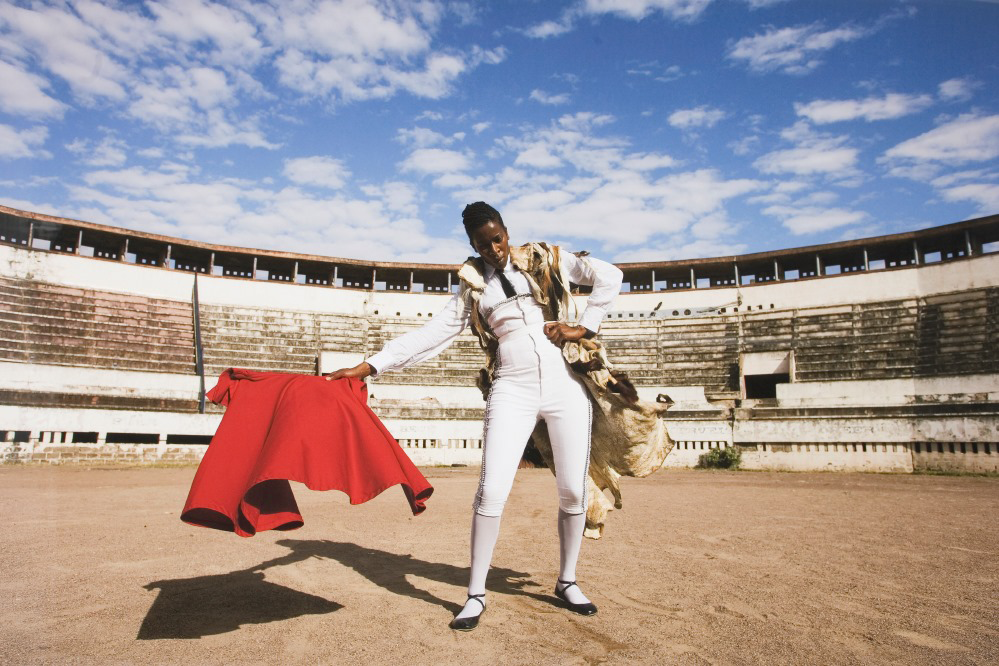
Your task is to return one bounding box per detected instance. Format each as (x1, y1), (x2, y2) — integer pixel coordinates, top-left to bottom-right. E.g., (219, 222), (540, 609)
(324, 362), (374, 381)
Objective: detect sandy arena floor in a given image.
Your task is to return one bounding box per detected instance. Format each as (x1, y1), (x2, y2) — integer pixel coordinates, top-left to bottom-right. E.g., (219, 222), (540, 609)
(0, 465), (997, 665)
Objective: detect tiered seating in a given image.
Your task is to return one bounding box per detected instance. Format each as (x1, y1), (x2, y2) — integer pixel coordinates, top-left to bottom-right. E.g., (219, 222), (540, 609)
(198, 304), (364, 376)
(794, 300), (920, 381)
(650, 318), (738, 393)
(6, 272), (994, 403)
(916, 288), (997, 376)
(198, 309), (485, 385)
(364, 319), (483, 386)
(599, 319), (661, 382)
(0, 275), (195, 374)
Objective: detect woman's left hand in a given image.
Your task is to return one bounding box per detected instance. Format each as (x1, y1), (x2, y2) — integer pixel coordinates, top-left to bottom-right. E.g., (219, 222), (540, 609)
(544, 322), (587, 347)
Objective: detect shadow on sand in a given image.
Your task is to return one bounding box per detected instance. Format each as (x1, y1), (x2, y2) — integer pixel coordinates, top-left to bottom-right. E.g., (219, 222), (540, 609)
(138, 539), (543, 639)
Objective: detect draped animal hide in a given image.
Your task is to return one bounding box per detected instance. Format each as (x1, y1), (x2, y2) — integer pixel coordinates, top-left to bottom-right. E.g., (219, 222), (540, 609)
(531, 339), (674, 538)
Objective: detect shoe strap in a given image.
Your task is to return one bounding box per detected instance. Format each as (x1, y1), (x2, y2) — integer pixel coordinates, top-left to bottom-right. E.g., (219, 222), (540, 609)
(557, 579), (578, 591)
(466, 594), (486, 609)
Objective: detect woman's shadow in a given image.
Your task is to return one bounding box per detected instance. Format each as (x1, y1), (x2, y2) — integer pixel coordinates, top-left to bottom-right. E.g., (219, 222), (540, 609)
(138, 539), (543, 639)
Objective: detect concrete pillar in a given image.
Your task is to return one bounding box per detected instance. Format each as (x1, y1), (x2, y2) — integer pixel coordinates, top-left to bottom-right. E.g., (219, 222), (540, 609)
(121, 237), (129, 262)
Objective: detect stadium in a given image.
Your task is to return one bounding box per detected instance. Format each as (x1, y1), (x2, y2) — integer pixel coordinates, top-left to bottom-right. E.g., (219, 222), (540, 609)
(2, 203), (997, 473)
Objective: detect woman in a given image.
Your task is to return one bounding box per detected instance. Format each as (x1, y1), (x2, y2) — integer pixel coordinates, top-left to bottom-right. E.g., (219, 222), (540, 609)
(326, 202), (623, 631)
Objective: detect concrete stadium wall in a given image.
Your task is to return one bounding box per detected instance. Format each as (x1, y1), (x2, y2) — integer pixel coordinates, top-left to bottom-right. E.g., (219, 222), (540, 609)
(2, 242), (997, 472)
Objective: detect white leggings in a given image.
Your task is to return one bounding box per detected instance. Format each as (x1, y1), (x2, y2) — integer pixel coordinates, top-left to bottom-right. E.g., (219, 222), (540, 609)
(473, 325), (592, 517)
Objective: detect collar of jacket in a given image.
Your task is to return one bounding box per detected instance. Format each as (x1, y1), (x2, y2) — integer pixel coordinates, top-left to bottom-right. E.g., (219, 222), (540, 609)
(458, 243), (556, 308)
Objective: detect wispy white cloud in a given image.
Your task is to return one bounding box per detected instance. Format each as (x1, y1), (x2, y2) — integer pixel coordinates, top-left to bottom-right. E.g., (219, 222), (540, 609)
(0, 124), (50, 159)
(668, 106), (726, 130)
(0, 0), (502, 152)
(396, 127), (455, 148)
(399, 147), (474, 175)
(283, 156), (351, 189)
(938, 77), (980, 102)
(126, 65), (278, 149)
(0, 59), (67, 118)
(613, 236), (748, 262)
(513, 143), (564, 169)
(727, 22), (872, 74)
(883, 115), (999, 214)
(795, 93), (933, 124)
(524, 0), (713, 39)
(65, 135), (128, 167)
(0, 3), (132, 103)
(883, 114), (999, 170)
(529, 89), (571, 106)
(754, 121), (860, 179)
(930, 169), (998, 189)
(938, 183), (999, 216)
(436, 113), (762, 251)
(626, 61), (684, 82)
(65, 163), (468, 262)
(619, 153), (678, 171)
(581, 0), (714, 22)
(145, 0), (266, 66)
(764, 204), (867, 235)
(524, 18), (575, 39)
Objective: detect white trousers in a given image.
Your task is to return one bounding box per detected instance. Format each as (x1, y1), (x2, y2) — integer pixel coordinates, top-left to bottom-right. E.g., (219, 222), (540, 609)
(473, 324), (593, 517)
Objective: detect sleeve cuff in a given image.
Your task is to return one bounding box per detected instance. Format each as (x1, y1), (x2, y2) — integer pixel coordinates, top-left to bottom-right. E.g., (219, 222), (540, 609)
(365, 351), (392, 376)
(578, 307), (607, 334)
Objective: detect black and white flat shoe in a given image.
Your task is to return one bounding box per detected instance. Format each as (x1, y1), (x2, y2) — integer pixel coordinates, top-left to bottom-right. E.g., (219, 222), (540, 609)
(555, 580), (598, 616)
(449, 594), (486, 631)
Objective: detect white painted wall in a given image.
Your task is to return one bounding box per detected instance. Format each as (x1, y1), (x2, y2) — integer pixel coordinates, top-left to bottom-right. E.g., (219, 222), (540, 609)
(0, 362), (202, 399)
(777, 375), (999, 407)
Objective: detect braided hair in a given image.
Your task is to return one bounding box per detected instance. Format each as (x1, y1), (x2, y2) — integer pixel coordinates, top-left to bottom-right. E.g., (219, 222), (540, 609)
(461, 202), (504, 241)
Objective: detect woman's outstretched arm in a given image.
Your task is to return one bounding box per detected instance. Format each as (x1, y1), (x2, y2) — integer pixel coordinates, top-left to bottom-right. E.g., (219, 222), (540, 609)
(326, 292), (471, 379)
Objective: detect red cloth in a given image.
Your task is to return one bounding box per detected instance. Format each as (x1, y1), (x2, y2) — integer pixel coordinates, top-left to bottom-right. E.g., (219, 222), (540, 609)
(181, 368), (433, 537)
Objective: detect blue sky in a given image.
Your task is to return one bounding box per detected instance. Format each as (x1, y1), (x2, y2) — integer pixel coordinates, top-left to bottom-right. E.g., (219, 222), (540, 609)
(1, 0), (997, 264)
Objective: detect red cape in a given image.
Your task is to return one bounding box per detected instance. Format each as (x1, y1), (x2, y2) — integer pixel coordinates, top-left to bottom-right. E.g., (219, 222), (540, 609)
(181, 369), (433, 537)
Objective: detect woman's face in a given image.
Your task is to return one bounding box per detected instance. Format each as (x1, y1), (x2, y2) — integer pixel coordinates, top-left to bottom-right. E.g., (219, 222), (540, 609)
(470, 220), (510, 270)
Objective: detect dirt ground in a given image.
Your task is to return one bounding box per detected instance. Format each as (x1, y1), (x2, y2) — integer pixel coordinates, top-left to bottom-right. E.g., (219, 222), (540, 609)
(0, 465), (997, 666)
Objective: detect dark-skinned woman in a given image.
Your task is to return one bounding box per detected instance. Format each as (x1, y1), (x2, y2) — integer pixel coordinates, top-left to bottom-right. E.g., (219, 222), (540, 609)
(327, 202), (623, 631)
